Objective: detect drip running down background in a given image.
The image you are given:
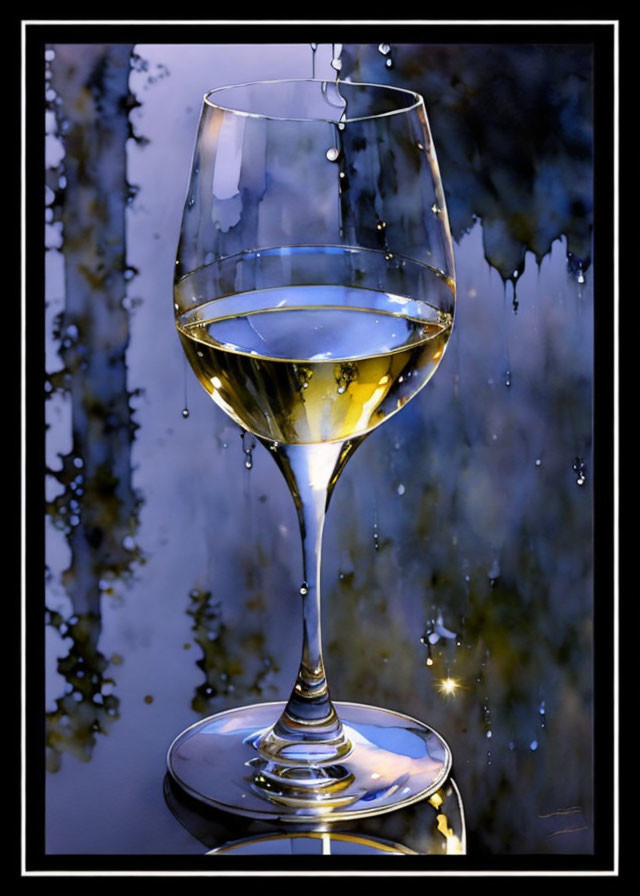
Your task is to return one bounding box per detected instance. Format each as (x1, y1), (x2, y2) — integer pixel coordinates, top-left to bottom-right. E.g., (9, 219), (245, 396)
(44, 41), (594, 855)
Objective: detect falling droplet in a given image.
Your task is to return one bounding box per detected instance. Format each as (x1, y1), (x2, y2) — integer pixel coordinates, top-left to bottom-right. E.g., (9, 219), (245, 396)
(299, 582), (309, 596)
(504, 369), (511, 387)
(182, 355), (190, 418)
(530, 740), (538, 751)
(385, 58), (393, 69)
(572, 456), (587, 486)
(326, 147), (340, 162)
(378, 43), (391, 55)
(566, 251), (586, 284)
(376, 219), (386, 231)
(535, 458), (542, 467)
(241, 430), (255, 470)
(396, 483), (405, 496)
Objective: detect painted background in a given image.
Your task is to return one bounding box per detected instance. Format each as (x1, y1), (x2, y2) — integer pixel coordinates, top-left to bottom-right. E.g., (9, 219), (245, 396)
(43, 39), (597, 857)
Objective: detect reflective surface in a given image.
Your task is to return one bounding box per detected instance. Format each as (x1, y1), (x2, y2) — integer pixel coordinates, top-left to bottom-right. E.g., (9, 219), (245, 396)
(166, 775), (466, 855)
(209, 833), (418, 855)
(168, 701), (451, 821)
(39, 38), (605, 861)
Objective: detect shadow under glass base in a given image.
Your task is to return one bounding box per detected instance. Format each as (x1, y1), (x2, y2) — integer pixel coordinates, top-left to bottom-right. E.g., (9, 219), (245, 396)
(167, 701), (451, 823)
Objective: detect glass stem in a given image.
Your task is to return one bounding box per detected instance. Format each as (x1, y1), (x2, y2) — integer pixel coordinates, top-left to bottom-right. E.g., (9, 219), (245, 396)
(256, 437), (361, 764)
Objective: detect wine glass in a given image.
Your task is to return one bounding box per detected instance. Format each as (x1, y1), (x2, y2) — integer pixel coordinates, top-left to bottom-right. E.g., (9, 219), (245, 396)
(167, 78), (456, 823)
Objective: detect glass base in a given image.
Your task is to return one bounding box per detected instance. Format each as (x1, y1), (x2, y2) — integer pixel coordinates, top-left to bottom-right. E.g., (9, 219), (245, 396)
(167, 701), (452, 823)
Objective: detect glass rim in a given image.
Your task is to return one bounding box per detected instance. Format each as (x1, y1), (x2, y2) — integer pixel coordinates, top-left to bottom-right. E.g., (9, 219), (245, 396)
(202, 78), (423, 123)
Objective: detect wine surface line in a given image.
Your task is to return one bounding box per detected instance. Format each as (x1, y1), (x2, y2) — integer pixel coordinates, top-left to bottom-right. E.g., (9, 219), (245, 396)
(177, 281), (452, 445)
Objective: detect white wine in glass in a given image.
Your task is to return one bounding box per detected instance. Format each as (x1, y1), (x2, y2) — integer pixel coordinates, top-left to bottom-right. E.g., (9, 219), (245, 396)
(168, 79), (456, 823)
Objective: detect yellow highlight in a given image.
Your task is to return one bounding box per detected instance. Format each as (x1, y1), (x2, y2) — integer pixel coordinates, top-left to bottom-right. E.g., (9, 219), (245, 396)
(436, 813), (464, 854)
(437, 676), (460, 696)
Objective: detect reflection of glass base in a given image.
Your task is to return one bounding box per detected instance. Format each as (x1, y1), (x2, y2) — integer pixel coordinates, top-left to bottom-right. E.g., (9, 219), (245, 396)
(167, 701), (451, 823)
(208, 832), (417, 855)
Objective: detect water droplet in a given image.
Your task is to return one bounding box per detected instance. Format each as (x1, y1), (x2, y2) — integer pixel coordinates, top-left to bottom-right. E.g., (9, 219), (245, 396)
(385, 58), (393, 69)
(431, 203), (441, 215)
(396, 483), (405, 496)
(376, 219), (386, 231)
(566, 251), (586, 283)
(378, 43), (391, 55)
(181, 408), (189, 418)
(486, 730), (492, 738)
(385, 252), (394, 261)
(335, 361), (356, 394)
(326, 147), (340, 162)
(299, 582), (309, 596)
(535, 458), (542, 466)
(530, 740), (538, 751)
(572, 456), (587, 486)
(504, 369), (511, 387)
(241, 430), (256, 470)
